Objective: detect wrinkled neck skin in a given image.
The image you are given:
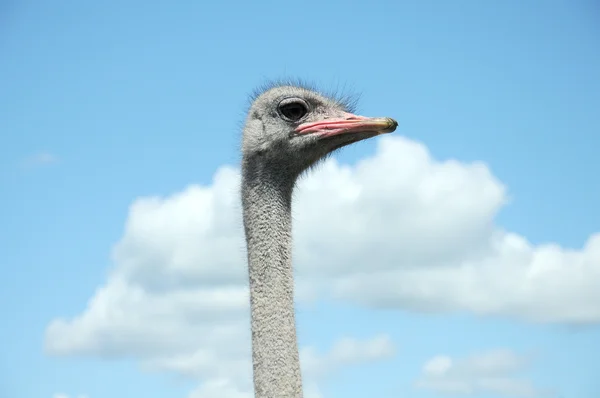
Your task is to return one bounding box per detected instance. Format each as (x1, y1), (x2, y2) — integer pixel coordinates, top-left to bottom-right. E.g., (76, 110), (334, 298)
(241, 155), (304, 398)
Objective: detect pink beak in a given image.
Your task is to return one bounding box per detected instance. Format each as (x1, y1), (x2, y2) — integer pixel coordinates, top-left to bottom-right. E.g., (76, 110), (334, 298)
(295, 112), (398, 138)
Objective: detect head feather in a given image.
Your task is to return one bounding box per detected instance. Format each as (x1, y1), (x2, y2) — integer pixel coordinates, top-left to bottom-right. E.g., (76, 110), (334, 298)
(247, 78), (360, 114)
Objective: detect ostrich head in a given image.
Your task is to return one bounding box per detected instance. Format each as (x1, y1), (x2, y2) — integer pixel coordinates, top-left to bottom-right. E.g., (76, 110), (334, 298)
(242, 84), (398, 179)
(241, 83), (397, 397)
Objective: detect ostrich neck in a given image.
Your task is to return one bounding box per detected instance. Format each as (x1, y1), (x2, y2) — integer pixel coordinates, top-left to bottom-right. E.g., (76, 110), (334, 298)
(241, 161), (303, 398)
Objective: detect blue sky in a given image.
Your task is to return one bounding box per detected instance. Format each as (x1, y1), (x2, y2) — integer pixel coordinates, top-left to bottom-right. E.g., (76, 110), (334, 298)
(1, 1), (599, 397)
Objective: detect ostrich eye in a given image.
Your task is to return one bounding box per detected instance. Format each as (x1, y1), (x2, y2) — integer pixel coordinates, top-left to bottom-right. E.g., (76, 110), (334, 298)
(278, 100), (308, 122)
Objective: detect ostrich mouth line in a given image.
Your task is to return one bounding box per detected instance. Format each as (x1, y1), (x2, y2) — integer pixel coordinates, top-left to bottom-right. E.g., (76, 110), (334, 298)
(294, 114), (398, 139)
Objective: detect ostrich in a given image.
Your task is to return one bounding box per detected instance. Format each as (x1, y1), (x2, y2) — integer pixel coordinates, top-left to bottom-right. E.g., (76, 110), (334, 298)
(241, 82), (397, 397)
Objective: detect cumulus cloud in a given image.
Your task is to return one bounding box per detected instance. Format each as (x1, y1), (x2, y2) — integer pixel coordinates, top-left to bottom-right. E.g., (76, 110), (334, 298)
(300, 334), (395, 380)
(179, 334), (393, 398)
(45, 135), (600, 395)
(147, 334), (391, 398)
(415, 349), (546, 396)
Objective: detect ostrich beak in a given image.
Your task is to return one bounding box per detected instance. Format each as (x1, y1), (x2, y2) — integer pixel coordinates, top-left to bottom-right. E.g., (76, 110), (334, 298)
(295, 112), (398, 138)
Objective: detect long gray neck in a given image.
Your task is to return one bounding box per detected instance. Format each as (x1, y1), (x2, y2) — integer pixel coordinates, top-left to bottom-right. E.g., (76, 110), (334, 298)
(241, 160), (303, 398)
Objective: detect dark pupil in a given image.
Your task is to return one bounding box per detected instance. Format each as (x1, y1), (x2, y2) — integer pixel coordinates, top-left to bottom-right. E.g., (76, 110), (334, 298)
(281, 103), (307, 121)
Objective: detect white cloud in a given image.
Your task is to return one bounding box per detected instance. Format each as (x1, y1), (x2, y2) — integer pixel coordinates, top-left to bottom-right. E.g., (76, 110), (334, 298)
(21, 151), (59, 168)
(415, 349), (546, 396)
(300, 334), (395, 380)
(186, 380), (323, 398)
(146, 335), (391, 398)
(44, 135), (600, 395)
(179, 335), (392, 398)
(188, 379), (252, 398)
